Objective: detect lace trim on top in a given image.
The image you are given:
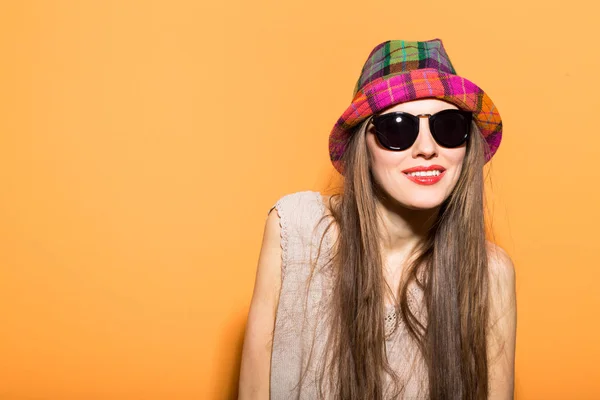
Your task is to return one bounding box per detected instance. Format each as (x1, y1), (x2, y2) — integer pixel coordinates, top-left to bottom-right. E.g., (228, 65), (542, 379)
(269, 200), (289, 278)
(384, 293), (419, 339)
(384, 308), (399, 338)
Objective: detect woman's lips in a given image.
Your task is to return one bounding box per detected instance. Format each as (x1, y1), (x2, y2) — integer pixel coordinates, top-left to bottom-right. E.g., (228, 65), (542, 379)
(403, 170), (446, 185)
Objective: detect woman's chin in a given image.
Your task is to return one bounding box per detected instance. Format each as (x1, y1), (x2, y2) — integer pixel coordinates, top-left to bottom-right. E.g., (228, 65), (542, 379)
(388, 191), (446, 211)
(375, 178), (452, 211)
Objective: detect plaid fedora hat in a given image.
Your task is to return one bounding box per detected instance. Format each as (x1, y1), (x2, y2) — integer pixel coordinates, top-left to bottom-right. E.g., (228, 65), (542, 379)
(329, 38), (502, 175)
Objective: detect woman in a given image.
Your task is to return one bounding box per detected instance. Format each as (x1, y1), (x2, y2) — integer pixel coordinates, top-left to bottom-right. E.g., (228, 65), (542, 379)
(239, 38), (517, 399)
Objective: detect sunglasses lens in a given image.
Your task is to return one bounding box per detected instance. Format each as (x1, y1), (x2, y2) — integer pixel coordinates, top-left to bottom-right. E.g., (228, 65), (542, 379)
(431, 111), (471, 147)
(374, 114), (418, 150)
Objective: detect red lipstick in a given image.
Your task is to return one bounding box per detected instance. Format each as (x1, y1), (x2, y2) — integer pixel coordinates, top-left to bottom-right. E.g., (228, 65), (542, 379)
(401, 165), (446, 186)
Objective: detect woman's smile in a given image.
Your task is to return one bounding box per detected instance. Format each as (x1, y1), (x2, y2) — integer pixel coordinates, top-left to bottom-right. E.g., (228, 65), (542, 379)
(403, 169), (446, 185)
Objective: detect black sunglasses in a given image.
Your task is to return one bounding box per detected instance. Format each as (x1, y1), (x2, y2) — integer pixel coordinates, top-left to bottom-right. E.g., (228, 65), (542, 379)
(370, 109), (473, 151)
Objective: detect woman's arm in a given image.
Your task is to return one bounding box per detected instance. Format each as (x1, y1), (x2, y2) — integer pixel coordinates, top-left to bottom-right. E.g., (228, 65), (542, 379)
(238, 208), (283, 399)
(486, 243), (518, 400)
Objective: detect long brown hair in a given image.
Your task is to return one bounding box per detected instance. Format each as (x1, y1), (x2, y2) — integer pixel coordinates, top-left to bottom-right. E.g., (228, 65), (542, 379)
(305, 114), (493, 399)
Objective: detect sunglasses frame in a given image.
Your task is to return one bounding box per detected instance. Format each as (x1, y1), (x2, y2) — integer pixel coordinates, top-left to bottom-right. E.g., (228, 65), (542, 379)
(370, 109), (474, 151)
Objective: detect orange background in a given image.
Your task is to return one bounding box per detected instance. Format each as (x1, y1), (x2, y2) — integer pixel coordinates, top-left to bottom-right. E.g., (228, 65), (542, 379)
(1, 1), (598, 399)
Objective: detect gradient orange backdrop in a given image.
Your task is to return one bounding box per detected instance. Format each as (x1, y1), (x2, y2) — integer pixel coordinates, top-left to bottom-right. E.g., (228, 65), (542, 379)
(1, 1), (599, 399)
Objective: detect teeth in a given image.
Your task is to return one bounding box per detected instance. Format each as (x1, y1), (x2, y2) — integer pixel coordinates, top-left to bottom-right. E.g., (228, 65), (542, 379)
(406, 170), (442, 177)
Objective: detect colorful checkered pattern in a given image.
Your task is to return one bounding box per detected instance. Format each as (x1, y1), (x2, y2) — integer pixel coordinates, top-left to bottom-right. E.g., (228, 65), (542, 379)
(329, 39), (502, 175)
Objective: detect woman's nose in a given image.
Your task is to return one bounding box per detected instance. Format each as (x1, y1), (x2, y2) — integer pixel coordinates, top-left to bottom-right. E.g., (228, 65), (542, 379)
(411, 115), (438, 159)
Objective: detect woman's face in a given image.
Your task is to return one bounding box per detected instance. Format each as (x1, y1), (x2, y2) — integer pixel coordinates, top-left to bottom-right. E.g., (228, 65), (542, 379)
(366, 98), (467, 210)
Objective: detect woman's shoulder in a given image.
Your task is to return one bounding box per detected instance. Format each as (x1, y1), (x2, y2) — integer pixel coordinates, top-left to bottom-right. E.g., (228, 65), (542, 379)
(268, 190), (325, 233)
(485, 241), (516, 313)
(485, 241), (515, 276)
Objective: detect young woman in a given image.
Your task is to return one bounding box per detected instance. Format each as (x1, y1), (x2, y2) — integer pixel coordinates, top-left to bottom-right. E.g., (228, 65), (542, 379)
(239, 38), (517, 399)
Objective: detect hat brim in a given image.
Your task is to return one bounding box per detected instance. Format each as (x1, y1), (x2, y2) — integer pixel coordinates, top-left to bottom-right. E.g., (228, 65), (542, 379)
(329, 68), (502, 175)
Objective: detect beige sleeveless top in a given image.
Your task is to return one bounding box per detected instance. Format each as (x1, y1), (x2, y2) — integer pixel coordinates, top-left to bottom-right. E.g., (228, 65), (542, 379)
(268, 190), (429, 399)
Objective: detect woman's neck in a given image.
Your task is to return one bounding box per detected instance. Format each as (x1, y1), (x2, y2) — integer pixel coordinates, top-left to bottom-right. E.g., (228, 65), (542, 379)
(375, 195), (440, 256)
